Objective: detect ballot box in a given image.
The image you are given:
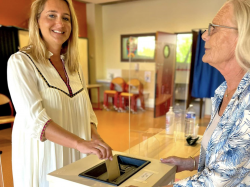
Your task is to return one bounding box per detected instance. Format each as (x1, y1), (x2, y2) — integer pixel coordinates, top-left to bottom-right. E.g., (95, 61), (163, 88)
(47, 151), (176, 187)
(79, 154), (150, 186)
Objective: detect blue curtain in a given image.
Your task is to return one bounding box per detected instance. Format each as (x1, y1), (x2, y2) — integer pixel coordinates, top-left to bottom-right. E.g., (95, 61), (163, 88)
(191, 30), (225, 98)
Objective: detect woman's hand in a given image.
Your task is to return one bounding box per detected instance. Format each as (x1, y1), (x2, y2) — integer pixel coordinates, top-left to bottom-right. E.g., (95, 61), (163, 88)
(88, 123), (113, 160)
(76, 138), (113, 160)
(76, 139), (113, 160)
(160, 156), (194, 172)
(93, 137), (113, 160)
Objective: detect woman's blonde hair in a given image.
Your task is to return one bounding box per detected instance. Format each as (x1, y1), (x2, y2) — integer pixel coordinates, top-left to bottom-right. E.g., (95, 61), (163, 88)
(228, 0), (250, 71)
(21, 0), (79, 73)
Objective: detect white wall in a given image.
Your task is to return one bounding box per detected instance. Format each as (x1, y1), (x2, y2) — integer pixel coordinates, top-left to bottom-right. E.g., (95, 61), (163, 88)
(87, 0), (226, 106)
(102, 0), (226, 73)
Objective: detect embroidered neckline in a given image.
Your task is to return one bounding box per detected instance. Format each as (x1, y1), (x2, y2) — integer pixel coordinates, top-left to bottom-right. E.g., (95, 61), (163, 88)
(20, 51), (83, 98)
(49, 59), (73, 97)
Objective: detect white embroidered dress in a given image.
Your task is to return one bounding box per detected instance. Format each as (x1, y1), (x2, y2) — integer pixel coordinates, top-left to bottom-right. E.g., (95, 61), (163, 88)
(7, 51), (97, 187)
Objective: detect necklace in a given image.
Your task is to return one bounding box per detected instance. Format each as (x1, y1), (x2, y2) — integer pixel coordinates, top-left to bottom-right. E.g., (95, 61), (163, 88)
(225, 88), (237, 97)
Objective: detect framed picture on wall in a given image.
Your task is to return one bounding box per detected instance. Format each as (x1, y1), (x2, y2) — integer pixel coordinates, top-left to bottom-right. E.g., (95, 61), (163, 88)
(121, 33), (156, 62)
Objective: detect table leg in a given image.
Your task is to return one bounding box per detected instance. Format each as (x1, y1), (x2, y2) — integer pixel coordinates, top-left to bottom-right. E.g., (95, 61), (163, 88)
(92, 87), (102, 110)
(97, 87), (100, 110)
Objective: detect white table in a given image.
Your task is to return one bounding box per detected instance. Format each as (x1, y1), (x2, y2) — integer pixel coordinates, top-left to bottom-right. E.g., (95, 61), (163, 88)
(47, 151), (176, 187)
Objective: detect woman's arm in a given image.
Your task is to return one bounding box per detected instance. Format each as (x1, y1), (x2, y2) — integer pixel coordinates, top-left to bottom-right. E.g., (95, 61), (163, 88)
(7, 53), (51, 139)
(77, 65), (113, 159)
(90, 123), (113, 159)
(7, 53), (112, 160)
(44, 121), (112, 160)
(160, 155), (199, 172)
(91, 123), (101, 140)
(173, 110), (250, 186)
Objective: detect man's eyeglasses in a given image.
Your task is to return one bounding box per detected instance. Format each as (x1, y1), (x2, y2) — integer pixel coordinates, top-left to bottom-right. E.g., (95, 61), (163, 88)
(204, 23), (238, 36)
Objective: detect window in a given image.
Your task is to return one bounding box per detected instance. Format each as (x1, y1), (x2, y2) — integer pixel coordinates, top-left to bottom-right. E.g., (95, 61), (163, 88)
(176, 34), (192, 63)
(121, 33), (155, 62)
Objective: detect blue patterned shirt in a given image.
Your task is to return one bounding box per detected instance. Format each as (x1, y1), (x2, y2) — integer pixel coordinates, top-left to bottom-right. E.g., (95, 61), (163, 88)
(174, 72), (250, 187)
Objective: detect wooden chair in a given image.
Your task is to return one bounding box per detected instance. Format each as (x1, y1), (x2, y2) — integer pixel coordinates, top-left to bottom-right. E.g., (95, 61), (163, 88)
(119, 79), (145, 113)
(0, 94), (14, 129)
(103, 77), (126, 110)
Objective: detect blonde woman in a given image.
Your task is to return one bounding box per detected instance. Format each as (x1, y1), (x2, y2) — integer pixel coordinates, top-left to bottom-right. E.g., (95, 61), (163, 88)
(160, 0), (250, 186)
(7, 0), (112, 186)
(128, 0), (250, 186)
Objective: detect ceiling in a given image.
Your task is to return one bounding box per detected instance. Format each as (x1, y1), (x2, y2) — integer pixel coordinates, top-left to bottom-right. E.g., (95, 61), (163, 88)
(78, 0), (139, 5)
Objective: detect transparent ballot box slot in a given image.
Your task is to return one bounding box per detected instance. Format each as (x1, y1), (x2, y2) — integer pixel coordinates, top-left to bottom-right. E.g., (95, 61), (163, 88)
(78, 154), (150, 186)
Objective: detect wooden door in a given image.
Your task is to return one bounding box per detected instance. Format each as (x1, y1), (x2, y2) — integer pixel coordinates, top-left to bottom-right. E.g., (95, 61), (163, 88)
(154, 32), (177, 118)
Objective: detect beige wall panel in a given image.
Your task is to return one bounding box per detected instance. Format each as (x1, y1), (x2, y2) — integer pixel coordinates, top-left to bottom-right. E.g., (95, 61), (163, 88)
(18, 30), (29, 48)
(78, 38), (89, 85)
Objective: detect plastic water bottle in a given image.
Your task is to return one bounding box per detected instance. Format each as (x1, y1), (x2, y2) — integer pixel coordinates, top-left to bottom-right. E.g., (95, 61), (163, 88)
(174, 103), (183, 139)
(185, 104), (196, 137)
(166, 106), (175, 134)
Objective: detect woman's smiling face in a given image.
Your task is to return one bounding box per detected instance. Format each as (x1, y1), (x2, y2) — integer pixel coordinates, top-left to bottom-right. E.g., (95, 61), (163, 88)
(38, 0), (72, 49)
